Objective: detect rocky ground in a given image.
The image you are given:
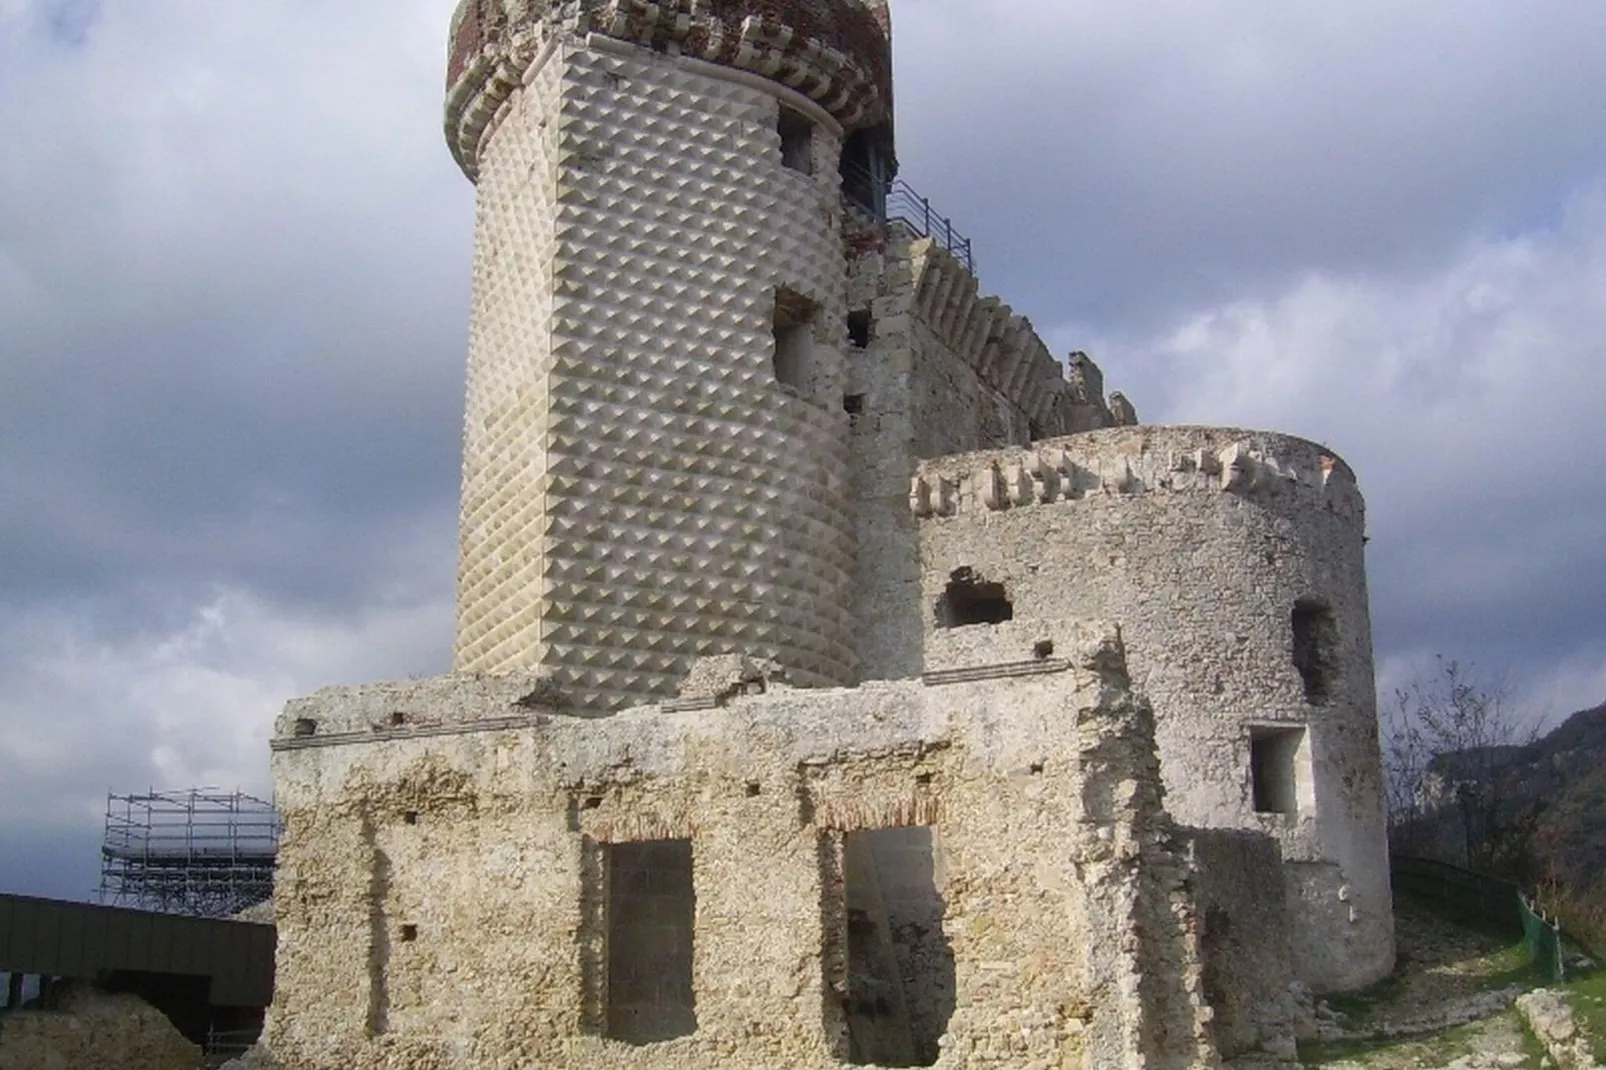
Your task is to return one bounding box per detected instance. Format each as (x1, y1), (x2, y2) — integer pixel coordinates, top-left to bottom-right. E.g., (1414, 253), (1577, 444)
(1297, 897), (1588, 1070)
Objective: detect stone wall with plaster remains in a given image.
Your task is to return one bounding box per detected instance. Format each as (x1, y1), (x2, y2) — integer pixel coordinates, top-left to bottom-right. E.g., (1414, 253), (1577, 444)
(911, 425), (1394, 991)
(266, 630), (1224, 1070)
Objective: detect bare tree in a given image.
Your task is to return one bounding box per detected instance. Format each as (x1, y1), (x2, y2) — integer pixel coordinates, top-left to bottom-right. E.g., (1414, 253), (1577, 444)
(1383, 656), (1542, 871)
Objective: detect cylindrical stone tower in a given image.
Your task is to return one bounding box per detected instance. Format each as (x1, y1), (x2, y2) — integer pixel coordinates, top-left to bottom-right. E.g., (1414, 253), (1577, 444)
(445, 1), (894, 711)
(911, 426), (1395, 991)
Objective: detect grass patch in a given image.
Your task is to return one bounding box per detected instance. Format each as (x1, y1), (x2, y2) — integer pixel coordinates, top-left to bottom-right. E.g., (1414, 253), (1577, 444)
(1562, 966), (1606, 1063)
(1298, 1020), (1484, 1068)
(1322, 966), (1411, 1020)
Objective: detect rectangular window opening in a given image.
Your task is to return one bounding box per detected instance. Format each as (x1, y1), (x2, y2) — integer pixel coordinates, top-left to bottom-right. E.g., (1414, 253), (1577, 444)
(773, 289), (816, 393)
(779, 107), (815, 174)
(847, 310), (873, 348)
(603, 839), (697, 1045)
(1250, 726), (1305, 815)
(825, 827), (953, 1067)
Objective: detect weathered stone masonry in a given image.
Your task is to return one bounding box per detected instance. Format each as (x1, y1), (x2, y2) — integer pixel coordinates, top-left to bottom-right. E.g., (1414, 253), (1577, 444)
(263, 1), (1395, 1067)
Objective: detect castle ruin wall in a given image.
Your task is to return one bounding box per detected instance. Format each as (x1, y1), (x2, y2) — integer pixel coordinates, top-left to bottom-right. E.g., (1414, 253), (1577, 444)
(265, 630), (1222, 1070)
(846, 232), (1132, 683)
(911, 425), (1394, 991)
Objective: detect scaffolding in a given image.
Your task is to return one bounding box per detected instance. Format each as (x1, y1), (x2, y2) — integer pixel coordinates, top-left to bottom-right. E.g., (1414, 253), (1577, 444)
(100, 789), (281, 918)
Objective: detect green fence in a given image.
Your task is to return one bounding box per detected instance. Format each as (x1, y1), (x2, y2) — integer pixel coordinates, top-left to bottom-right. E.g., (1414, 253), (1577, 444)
(1392, 855), (1566, 981)
(1519, 893), (1566, 983)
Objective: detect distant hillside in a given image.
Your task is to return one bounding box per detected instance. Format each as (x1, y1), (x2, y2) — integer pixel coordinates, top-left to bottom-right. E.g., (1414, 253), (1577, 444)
(1394, 701), (1606, 898)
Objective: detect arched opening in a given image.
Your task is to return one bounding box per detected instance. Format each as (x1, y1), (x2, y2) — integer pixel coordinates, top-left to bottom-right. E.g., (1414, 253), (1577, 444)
(828, 826), (954, 1067)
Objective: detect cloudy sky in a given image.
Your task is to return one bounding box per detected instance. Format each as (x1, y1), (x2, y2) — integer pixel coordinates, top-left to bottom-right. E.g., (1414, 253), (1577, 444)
(2, 0), (1604, 902)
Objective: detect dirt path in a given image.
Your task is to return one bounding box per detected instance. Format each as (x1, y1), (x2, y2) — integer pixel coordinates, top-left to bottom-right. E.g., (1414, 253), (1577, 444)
(1298, 897), (1545, 1069)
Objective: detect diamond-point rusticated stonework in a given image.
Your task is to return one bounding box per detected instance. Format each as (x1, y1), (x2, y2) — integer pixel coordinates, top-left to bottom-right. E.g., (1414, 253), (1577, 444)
(452, 40), (857, 711)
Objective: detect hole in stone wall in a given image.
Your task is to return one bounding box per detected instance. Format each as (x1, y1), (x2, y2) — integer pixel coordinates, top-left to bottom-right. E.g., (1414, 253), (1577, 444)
(390, 711), (407, 727)
(831, 827), (954, 1067)
(843, 393), (865, 416)
(847, 310), (872, 348)
(584, 796), (603, 811)
(1033, 639), (1054, 660)
(604, 839), (698, 1045)
(403, 811), (419, 826)
(1250, 726), (1305, 815)
(934, 568), (1013, 629)
(773, 289), (816, 393)
(1291, 599), (1338, 703)
(293, 718), (317, 738)
(779, 107), (814, 174)
(1029, 761), (1045, 776)
(745, 782), (762, 797)
(399, 924), (418, 943)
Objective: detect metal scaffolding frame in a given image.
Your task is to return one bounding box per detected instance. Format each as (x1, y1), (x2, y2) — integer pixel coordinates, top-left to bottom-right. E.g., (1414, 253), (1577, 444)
(99, 789), (280, 918)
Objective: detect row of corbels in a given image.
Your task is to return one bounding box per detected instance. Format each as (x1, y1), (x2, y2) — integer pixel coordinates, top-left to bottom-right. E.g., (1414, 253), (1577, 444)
(597, 0), (879, 127)
(909, 451), (1140, 518)
(910, 441), (1358, 518)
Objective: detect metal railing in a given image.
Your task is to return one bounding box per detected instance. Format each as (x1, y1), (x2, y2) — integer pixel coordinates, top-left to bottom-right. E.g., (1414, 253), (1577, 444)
(1392, 855), (1567, 981)
(205, 1026), (262, 1067)
(843, 163), (975, 273)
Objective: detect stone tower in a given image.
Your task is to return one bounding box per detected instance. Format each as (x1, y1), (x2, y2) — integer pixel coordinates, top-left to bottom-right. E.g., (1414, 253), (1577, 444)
(446, 1), (895, 711)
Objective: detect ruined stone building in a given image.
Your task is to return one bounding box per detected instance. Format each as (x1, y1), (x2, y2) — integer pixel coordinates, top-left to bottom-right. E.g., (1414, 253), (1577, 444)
(264, 2), (1395, 1067)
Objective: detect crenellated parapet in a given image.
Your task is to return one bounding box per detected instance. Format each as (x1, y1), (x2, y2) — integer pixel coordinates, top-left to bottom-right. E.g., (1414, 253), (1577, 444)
(909, 425), (1365, 526)
(907, 238), (1136, 437)
(447, 0), (891, 179)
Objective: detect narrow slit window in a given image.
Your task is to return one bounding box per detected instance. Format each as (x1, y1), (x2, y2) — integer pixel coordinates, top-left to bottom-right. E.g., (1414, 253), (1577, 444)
(604, 839), (697, 1044)
(847, 310), (872, 348)
(773, 289), (816, 393)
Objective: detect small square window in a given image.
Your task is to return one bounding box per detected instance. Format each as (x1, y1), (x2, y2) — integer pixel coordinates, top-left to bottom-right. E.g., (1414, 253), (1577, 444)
(1250, 726), (1306, 815)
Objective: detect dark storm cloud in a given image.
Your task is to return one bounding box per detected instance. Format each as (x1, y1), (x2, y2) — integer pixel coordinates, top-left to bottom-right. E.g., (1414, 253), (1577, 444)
(893, 2), (1606, 331)
(0, 0), (473, 619)
(2, 0), (1604, 898)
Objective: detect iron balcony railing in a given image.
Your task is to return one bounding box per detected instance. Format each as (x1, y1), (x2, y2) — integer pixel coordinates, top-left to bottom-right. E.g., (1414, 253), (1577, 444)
(843, 163), (975, 274)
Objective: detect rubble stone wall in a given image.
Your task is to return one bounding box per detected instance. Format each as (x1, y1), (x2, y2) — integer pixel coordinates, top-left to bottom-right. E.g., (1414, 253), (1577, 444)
(266, 628), (1217, 1070)
(1187, 828), (1303, 1059)
(913, 425), (1394, 991)
(845, 230), (1131, 683)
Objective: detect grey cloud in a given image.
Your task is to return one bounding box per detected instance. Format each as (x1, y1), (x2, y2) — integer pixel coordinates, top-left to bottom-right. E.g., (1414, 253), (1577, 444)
(890, 1), (1606, 332)
(3, 0), (1604, 898)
